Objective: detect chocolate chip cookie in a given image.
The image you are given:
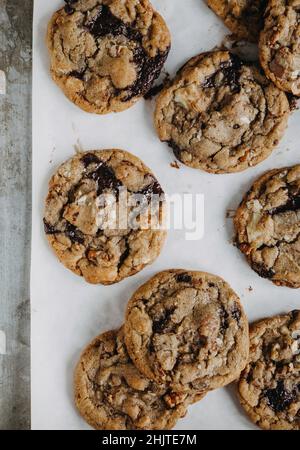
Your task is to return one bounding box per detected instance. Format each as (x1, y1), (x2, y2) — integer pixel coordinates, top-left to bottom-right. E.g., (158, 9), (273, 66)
(234, 164), (300, 288)
(47, 0), (171, 114)
(124, 270), (249, 394)
(154, 51), (290, 174)
(207, 0), (266, 42)
(238, 310), (300, 430)
(74, 328), (191, 430)
(259, 0), (300, 96)
(43, 149), (166, 285)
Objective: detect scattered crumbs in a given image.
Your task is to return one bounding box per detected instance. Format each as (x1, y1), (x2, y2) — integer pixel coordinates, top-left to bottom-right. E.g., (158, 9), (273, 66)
(226, 209), (236, 219)
(0, 70), (6, 95)
(170, 160), (180, 169)
(144, 71), (171, 100)
(248, 286), (253, 292)
(74, 138), (84, 154)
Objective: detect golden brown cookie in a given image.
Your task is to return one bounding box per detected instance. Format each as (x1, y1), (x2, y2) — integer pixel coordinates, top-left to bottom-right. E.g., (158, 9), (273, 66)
(234, 164), (300, 288)
(154, 51), (290, 174)
(238, 311), (300, 430)
(47, 0), (171, 114)
(124, 270), (249, 394)
(259, 0), (300, 96)
(207, 0), (266, 42)
(74, 328), (199, 430)
(43, 149), (166, 285)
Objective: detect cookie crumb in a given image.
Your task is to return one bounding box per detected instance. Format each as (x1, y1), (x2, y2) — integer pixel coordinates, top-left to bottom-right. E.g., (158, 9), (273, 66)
(170, 160), (180, 169)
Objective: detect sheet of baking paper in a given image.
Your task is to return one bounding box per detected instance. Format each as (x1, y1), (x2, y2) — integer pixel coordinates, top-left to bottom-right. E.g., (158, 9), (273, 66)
(32, 0), (300, 430)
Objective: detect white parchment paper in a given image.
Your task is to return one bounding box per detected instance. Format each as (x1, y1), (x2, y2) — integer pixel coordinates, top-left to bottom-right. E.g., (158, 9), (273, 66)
(32, 0), (300, 430)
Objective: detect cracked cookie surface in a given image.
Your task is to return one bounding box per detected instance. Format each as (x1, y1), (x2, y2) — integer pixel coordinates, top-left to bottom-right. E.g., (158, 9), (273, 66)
(238, 311), (300, 430)
(154, 51), (289, 174)
(234, 165), (300, 288)
(207, 0), (267, 42)
(43, 149), (166, 285)
(47, 0), (171, 114)
(124, 270), (249, 393)
(74, 328), (194, 430)
(259, 0), (300, 96)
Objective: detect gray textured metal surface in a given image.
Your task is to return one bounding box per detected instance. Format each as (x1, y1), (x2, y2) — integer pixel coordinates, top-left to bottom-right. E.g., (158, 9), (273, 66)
(0, 0), (32, 429)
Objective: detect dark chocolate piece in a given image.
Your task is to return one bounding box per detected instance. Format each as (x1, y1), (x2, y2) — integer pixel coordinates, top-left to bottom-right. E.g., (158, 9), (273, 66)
(176, 273), (192, 283)
(265, 380), (296, 412)
(203, 54), (242, 93)
(65, 223), (85, 244)
(81, 153), (101, 168)
(87, 161), (122, 196)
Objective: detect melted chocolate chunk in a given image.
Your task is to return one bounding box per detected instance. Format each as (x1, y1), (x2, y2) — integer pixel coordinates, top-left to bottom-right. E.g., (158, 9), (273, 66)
(69, 70), (85, 80)
(87, 161), (122, 196)
(220, 306), (229, 333)
(176, 273), (192, 283)
(231, 304), (241, 322)
(118, 239), (130, 270)
(241, 0), (267, 26)
(265, 380), (296, 412)
(43, 219), (57, 235)
(86, 4), (141, 42)
(64, 0), (77, 14)
(65, 223), (84, 244)
(81, 153), (101, 168)
(124, 47), (170, 101)
(153, 308), (176, 333)
(251, 263), (275, 279)
(269, 193), (300, 215)
(167, 140), (183, 160)
(203, 54), (242, 93)
(144, 83), (164, 100)
(291, 310), (300, 321)
(287, 93), (299, 111)
(137, 179), (164, 200)
(195, 335), (208, 347)
(44, 219), (84, 244)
